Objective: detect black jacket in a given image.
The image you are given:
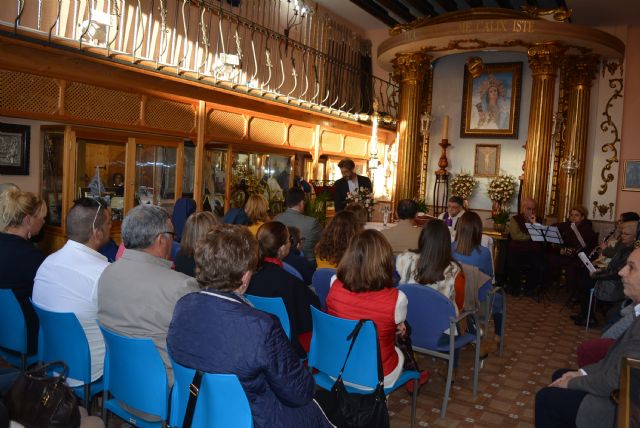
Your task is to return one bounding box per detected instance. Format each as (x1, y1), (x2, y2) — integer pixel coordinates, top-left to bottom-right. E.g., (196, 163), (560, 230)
(332, 174), (372, 212)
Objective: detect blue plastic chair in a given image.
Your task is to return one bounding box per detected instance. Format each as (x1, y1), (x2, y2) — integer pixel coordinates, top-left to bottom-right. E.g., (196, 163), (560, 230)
(311, 268), (336, 309)
(282, 262), (303, 281)
(244, 295), (291, 339)
(398, 284), (481, 418)
(308, 307), (420, 428)
(32, 303), (104, 410)
(0, 289), (38, 370)
(169, 358), (253, 428)
(99, 324), (169, 427)
(477, 281), (507, 356)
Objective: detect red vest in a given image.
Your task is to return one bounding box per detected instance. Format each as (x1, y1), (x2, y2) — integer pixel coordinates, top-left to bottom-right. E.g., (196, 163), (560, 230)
(326, 280), (399, 376)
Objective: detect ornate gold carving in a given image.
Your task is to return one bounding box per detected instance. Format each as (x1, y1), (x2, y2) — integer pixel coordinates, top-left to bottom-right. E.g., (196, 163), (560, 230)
(598, 78), (623, 195)
(527, 43), (564, 76)
(564, 55), (599, 86)
(418, 70), (433, 200)
(466, 57), (485, 78)
(592, 201), (614, 220)
(391, 51), (432, 84)
(389, 16), (432, 36)
(602, 60), (623, 78)
(521, 6), (572, 22)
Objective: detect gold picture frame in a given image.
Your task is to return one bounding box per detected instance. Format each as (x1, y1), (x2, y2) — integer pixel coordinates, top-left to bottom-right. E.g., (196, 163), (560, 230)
(618, 357), (640, 428)
(474, 144), (500, 177)
(622, 160), (640, 191)
(461, 62), (523, 138)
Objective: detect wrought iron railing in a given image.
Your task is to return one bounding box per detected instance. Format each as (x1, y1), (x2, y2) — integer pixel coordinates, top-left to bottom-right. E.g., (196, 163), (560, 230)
(4, 0), (398, 122)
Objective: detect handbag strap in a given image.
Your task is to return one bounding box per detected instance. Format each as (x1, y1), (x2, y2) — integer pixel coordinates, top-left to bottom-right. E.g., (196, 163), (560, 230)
(182, 369), (204, 428)
(336, 320), (385, 387)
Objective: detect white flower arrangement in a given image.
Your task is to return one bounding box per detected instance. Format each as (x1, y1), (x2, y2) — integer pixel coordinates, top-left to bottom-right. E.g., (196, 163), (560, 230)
(449, 172), (478, 200)
(345, 187), (376, 214)
(487, 174), (517, 206)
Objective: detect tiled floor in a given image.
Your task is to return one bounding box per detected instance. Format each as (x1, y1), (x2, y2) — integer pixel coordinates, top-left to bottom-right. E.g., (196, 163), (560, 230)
(387, 291), (601, 427)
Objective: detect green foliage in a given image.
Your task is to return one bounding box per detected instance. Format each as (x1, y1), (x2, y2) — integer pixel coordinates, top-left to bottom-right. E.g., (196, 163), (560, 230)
(305, 191), (331, 226)
(491, 210), (510, 225)
(412, 198), (428, 214)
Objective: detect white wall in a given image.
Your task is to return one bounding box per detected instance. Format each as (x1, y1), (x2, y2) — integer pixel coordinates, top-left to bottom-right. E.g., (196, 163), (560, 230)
(426, 51), (532, 213)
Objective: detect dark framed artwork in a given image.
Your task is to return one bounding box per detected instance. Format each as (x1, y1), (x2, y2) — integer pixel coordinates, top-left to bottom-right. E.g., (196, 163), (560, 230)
(474, 144), (500, 177)
(0, 122), (30, 175)
(461, 62), (523, 139)
(622, 160), (640, 191)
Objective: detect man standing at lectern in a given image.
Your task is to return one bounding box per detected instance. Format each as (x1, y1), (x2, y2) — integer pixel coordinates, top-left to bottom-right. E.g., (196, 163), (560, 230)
(332, 158), (372, 213)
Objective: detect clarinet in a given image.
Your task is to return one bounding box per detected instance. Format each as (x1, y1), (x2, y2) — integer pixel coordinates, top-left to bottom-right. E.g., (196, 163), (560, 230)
(589, 227), (617, 260)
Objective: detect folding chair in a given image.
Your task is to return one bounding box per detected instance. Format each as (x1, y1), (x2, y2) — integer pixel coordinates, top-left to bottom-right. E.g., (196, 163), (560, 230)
(311, 268), (335, 309)
(245, 294), (291, 339)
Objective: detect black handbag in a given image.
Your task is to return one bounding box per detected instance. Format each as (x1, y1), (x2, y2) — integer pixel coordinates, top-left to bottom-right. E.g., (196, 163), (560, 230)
(315, 320), (390, 428)
(3, 361), (80, 428)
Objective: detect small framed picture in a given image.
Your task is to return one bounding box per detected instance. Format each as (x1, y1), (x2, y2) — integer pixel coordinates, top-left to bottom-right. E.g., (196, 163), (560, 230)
(618, 357), (640, 428)
(474, 144), (500, 177)
(622, 160), (640, 191)
(0, 122), (30, 175)
(461, 62), (523, 138)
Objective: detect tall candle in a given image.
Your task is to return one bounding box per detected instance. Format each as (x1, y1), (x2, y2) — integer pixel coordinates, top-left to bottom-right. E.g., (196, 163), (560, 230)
(443, 115), (449, 140)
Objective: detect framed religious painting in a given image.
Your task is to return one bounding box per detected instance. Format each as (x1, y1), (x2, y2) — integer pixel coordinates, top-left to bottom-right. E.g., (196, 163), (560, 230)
(618, 357), (640, 428)
(461, 62), (523, 139)
(622, 160), (640, 191)
(0, 122), (30, 175)
(474, 144), (500, 177)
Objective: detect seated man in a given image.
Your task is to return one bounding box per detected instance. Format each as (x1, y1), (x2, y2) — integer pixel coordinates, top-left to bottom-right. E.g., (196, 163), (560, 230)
(33, 198), (112, 386)
(505, 198), (544, 294)
(97, 205), (199, 384)
(535, 247), (640, 428)
(274, 188), (322, 264)
(380, 199), (422, 255)
(438, 196), (466, 237)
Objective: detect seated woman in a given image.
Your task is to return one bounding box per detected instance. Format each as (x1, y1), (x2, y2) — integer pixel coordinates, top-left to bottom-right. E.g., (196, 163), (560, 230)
(282, 226), (315, 285)
(315, 210), (361, 269)
(174, 211), (218, 277)
(0, 189), (47, 355)
(396, 219), (465, 312)
(344, 203), (368, 229)
(167, 225), (332, 428)
(247, 222), (321, 357)
(245, 194), (270, 235)
(545, 205), (597, 293)
(326, 229), (408, 388)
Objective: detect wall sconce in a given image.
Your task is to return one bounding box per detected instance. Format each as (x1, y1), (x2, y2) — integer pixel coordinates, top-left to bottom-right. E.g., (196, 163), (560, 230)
(284, 0), (310, 41)
(420, 113), (431, 136)
(561, 153), (579, 176)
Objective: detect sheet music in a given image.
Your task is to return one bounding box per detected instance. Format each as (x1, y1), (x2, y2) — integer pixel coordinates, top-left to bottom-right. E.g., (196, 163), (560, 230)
(578, 251), (597, 273)
(525, 223), (546, 242)
(545, 226), (564, 245)
(570, 222), (587, 248)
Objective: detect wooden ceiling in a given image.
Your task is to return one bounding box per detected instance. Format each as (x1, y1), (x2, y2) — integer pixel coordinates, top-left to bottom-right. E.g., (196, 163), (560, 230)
(349, 0), (569, 27)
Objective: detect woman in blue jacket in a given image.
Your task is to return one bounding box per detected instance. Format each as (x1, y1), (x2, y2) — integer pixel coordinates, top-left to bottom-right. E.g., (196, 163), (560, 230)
(167, 225), (331, 428)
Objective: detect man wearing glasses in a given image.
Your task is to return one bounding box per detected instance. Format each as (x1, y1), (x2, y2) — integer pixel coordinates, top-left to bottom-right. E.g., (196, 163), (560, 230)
(33, 197), (113, 386)
(97, 204), (199, 386)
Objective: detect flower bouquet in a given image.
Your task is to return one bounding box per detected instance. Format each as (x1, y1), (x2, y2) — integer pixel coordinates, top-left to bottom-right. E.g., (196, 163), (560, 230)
(450, 172), (478, 201)
(345, 187), (376, 216)
(487, 174), (517, 230)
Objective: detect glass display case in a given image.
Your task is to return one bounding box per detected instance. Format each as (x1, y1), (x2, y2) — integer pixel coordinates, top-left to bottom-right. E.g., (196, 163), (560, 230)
(41, 129), (64, 227)
(135, 144), (177, 214)
(202, 147), (227, 217)
(182, 143), (196, 197)
(76, 138), (126, 221)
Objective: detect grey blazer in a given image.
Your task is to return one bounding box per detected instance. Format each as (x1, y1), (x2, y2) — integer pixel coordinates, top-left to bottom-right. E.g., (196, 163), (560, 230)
(569, 311), (640, 428)
(274, 208), (322, 262)
(97, 249), (199, 384)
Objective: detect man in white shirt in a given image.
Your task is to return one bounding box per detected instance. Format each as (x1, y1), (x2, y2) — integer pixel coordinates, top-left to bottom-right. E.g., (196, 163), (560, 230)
(33, 198), (112, 386)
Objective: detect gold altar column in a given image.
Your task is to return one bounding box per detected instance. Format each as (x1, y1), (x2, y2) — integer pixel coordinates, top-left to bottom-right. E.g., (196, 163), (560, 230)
(522, 43), (563, 216)
(391, 51), (432, 202)
(556, 55), (599, 220)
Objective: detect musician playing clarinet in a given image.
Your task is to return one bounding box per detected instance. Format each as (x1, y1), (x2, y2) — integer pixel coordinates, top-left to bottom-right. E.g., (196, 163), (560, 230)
(544, 205), (598, 298)
(506, 198), (545, 295)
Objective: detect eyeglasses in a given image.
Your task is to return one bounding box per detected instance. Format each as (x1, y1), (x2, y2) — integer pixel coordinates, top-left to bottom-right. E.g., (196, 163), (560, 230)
(162, 231), (176, 238)
(92, 204), (102, 231)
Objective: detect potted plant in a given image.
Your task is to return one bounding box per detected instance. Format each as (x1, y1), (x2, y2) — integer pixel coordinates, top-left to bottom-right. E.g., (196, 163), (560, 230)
(490, 209), (510, 232)
(487, 174), (516, 232)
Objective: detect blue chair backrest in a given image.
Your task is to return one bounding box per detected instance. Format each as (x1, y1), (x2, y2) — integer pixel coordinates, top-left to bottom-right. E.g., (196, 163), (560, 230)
(169, 358), (253, 428)
(32, 303), (91, 383)
(244, 295), (291, 339)
(282, 262), (303, 281)
(0, 289), (27, 354)
(99, 324), (169, 419)
(311, 268), (336, 309)
(308, 307), (379, 389)
(478, 280), (493, 303)
(398, 284), (457, 349)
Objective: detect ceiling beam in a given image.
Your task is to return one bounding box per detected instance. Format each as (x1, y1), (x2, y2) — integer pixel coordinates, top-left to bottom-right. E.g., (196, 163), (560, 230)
(464, 0), (485, 7)
(376, 0), (418, 22)
(349, 0), (400, 27)
(404, 0), (438, 16)
(434, 0), (459, 13)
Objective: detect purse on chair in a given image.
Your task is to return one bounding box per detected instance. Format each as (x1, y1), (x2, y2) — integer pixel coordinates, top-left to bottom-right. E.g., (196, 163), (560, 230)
(315, 320), (390, 428)
(3, 361), (80, 428)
